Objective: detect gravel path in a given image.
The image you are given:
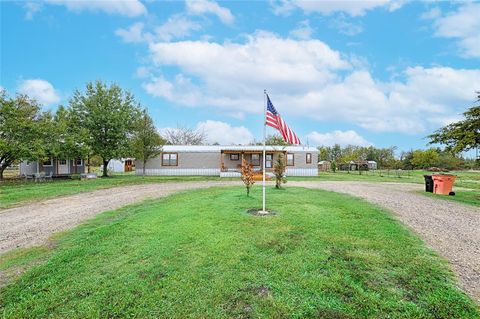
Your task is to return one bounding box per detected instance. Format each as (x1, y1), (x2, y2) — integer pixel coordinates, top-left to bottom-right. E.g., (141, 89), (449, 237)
(290, 181), (480, 301)
(0, 180), (478, 301)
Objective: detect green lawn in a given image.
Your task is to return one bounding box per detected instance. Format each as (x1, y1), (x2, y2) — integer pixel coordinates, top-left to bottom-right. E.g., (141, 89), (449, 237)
(1, 187), (477, 318)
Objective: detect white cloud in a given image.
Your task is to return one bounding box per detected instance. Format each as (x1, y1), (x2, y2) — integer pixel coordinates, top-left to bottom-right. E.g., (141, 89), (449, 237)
(147, 31), (350, 112)
(141, 32), (480, 134)
(329, 14), (363, 36)
(17, 79), (61, 106)
(116, 15), (201, 44)
(159, 120), (254, 145)
(44, 0), (147, 17)
(186, 0), (234, 25)
(115, 22), (146, 43)
(425, 3), (480, 58)
(154, 14), (202, 42)
(23, 2), (43, 20)
(289, 20), (314, 40)
(196, 120), (254, 144)
(271, 0), (404, 17)
(307, 130), (372, 147)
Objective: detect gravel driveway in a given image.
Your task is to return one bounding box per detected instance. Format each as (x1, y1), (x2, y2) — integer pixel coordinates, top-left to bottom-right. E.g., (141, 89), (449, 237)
(0, 180), (478, 301)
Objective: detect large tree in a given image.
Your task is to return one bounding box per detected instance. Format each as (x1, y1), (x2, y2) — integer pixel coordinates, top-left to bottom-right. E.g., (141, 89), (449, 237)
(69, 81), (141, 177)
(44, 106), (91, 165)
(131, 110), (165, 176)
(0, 91), (46, 180)
(429, 93), (480, 156)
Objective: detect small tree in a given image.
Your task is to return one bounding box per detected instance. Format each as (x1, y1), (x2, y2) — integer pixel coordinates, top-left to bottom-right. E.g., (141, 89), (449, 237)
(131, 109), (165, 176)
(331, 161), (337, 173)
(273, 153), (286, 188)
(240, 158), (255, 196)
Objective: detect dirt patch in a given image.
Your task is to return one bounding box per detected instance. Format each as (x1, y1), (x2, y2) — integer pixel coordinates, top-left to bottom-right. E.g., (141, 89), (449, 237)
(246, 208), (277, 216)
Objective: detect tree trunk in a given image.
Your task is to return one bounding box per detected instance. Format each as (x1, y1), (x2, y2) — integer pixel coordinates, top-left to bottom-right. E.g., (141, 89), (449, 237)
(102, 159), (109, 177)
(143, 159), (146, 177)
(0, 166), (5, 181)
(87, 156), (91, 173)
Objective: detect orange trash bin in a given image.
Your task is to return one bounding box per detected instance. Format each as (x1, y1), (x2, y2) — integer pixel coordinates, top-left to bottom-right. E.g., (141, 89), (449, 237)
(432, 174), (456, 195)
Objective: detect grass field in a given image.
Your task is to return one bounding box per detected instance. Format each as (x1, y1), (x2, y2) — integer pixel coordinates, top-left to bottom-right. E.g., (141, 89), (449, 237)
(1, 170), (478, 209)
(0, 187), (478, 318)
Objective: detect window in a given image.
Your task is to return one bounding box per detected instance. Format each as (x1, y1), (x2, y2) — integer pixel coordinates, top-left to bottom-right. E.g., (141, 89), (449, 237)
(74, 159), (83, 166)
(42, 158), (53, 166)
(306, 153), (312, 164)
(287, 153), (294, 166)
(59, 159), (67, 165)
(230, 153), (239, 161)
(266, 154), (273, 168)
(251, 154), (260, 166)
(26, 161), (30, 166)
(162, 153), (178, 166)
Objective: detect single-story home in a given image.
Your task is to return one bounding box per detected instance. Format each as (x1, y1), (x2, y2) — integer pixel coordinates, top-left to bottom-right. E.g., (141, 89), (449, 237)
(19, 158), (85, 177)
(136, 145), (319, 177)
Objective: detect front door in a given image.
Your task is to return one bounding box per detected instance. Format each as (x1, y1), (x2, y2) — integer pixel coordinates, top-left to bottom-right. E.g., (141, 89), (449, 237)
(58, 159), (68, 174)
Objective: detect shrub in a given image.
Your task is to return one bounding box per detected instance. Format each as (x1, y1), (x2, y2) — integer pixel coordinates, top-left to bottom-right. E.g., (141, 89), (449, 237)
(240, 158), (255, 196)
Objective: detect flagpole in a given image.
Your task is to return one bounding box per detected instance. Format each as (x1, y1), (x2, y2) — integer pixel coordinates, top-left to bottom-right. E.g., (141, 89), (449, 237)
(262, 89), (267, 212)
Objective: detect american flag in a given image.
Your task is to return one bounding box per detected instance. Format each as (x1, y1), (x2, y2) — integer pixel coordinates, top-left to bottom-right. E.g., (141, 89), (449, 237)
(265, 94), (301, 145)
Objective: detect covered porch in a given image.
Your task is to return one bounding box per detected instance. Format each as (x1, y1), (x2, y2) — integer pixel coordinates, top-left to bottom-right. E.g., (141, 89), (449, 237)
(219, 148), (287, 178)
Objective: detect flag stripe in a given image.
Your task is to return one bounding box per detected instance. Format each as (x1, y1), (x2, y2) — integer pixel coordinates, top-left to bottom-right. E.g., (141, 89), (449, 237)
(265, 94), (300, 145)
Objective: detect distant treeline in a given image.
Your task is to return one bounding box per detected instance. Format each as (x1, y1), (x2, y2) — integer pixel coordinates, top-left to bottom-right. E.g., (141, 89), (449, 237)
(317, 145), (478, 171)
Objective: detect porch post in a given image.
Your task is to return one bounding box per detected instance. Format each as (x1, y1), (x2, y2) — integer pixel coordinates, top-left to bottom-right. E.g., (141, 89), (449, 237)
(220, 151), (224, 173)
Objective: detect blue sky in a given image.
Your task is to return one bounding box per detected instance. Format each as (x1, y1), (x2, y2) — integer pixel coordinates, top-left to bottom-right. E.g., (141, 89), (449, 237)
(1, 0), (479, 154)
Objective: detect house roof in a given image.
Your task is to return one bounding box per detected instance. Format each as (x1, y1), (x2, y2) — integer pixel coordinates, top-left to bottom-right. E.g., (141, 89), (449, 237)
(162, 145), (318, 153)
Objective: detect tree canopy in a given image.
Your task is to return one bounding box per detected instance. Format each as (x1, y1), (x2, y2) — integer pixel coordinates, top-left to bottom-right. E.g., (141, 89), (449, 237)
(69, 81), (141, 177)
(0, 91), (47, 180)
(429, 93), (480, 155)
(162, 126), (206, 145)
